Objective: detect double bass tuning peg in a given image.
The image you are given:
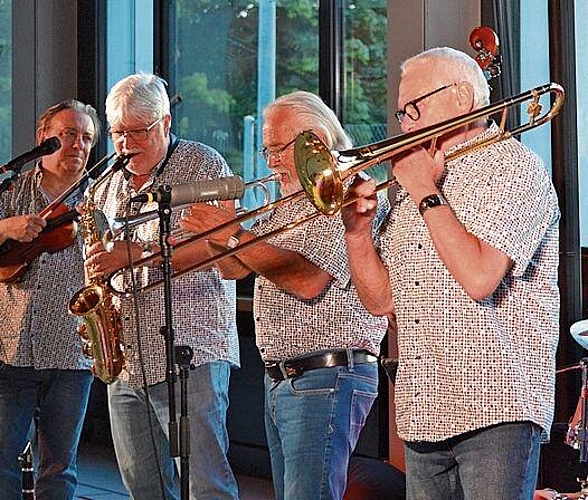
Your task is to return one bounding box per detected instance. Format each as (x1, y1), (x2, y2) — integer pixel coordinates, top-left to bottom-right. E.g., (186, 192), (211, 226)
(469, 26), (502, 82)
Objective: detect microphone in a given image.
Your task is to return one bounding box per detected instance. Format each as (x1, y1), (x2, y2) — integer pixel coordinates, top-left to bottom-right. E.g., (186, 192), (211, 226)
(1, 136), (62, 173)
(571, 319), (588, 350)
(130, 176), (246, 206)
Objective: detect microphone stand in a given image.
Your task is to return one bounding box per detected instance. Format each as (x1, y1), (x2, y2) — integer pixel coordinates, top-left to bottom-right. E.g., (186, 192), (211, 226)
(157, 192), (192, 500)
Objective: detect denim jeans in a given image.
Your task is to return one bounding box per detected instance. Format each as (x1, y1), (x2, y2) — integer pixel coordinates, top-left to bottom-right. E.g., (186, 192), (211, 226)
(264, 358), (378, 500)
(0, 364), (93, 500)
(404, 421), (542, 500)
(108, 361), (239, 500)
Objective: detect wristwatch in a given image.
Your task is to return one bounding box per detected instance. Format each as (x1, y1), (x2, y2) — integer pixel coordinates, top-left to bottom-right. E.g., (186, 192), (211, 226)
(418, 193), (448, 216)
(226, 226), (246, 249)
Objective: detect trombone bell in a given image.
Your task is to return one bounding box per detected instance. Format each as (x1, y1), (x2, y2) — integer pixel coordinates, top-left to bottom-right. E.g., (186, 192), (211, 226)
(294, 131), (344, 216)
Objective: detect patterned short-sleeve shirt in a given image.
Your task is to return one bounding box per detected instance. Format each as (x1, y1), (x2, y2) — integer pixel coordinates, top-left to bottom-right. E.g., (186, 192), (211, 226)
(0, 167), (91, 370)
(92, 138), (240, 388)
(381, 124), (560, 442)
(251, 192), (390, 362)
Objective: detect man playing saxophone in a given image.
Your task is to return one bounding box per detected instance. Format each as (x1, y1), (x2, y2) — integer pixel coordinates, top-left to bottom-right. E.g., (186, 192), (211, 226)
(84, 73), (240, 500)
(0, 99), (100, 499)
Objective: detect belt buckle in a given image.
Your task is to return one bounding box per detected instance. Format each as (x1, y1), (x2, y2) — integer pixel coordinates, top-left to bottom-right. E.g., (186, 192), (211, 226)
(284, 364), (300, 378)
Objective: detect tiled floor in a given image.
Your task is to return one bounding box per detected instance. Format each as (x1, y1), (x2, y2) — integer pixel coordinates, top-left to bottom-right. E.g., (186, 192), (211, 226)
(74, 440), (274, 500)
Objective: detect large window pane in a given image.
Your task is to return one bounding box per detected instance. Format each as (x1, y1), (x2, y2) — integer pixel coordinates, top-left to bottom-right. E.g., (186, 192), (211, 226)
(170, 0), (319, 191)
(169, 1), (388, 185)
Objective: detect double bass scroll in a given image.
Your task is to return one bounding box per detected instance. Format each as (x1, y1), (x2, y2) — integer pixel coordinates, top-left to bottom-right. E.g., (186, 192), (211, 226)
(469, 26), (502, 81)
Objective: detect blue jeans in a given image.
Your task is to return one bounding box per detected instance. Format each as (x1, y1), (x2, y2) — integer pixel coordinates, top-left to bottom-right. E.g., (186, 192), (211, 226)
(404, 421), (542, 500)
(0, 364), (93, 500)
(264, 359), (378, 500)
(108, 361), (239, 500)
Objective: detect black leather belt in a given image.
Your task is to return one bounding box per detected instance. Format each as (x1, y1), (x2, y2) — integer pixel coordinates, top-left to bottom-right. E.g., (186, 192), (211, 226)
(265, 349), (378, 381)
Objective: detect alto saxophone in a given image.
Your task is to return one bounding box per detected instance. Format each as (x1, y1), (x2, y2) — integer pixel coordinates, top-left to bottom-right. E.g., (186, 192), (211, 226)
(68, 154), (132, 384)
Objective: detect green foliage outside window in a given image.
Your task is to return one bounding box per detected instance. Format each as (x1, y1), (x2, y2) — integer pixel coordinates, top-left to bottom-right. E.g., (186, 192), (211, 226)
(171, 1), (388, 181)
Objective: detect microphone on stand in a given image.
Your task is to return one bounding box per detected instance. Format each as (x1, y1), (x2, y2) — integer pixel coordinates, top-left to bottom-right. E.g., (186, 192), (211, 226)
(0, 137), (62, 195)
(130, 176), (246, 206)
(1, 136), (61, 173)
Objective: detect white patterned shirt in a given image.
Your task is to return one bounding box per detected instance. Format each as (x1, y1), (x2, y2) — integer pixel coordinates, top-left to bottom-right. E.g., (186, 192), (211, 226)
(251, 192), (390, 362)
(381, 124), (560, 442)
(92, 138), (240, 388)
(0, 167), (91, 370)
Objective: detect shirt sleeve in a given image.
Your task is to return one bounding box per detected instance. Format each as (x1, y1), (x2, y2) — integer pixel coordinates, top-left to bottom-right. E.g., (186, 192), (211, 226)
(465, 142), (560, 278)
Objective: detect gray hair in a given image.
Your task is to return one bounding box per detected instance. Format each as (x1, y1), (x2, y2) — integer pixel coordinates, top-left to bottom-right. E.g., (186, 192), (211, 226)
(105, 73), (170, 126)
(36, 99), (101, 146)
(401, 47), (490, 108)
(264, 91), (352, 150)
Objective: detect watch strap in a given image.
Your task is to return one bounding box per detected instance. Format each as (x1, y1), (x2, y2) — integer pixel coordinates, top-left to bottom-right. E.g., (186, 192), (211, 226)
(418, 193), (448, 216)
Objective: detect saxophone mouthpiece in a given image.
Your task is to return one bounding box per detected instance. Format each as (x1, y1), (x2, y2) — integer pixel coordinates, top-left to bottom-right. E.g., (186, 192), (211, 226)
(111, 152), (137, 172)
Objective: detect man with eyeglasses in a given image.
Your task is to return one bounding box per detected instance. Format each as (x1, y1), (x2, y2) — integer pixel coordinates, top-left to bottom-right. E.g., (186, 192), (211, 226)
(342, 47), (560, 499)
(180, 90), (390, 500)
(84, 73), (240, 500)
(0, 99), (100, 499)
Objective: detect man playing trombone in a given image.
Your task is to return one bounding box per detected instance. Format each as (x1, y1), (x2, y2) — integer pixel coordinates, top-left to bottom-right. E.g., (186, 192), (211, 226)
(181, 90), (390, 500)
(0, 99), (100, 499)
(342, 47), (560, 499)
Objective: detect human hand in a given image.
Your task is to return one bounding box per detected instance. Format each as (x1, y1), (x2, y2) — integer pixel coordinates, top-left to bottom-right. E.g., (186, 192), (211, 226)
(392, 146), (445, 201)
(179, 201), (238, 244)
(0, 214), (46, 243)
(84, 240), (142, 278)
(341, 176), (378, 237)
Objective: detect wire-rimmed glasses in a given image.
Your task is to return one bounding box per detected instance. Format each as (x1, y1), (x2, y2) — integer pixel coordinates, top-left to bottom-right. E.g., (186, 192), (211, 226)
(259, 136), (297, 163)
(107, 117), (163, 142)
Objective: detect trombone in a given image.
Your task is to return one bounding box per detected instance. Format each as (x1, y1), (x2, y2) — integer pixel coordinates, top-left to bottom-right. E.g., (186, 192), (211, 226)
(107, 82), (565, 296)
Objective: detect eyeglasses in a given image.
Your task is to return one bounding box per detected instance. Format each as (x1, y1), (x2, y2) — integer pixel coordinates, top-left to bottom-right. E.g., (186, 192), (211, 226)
(54, 128), (95, 147)
(395, 84), (456, 124)
(259, 137), (297, 163)
(107, 117), (163, 142)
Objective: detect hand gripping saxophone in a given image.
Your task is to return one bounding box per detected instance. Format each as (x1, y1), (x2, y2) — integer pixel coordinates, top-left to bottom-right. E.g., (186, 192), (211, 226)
(68, 153), (133, 384)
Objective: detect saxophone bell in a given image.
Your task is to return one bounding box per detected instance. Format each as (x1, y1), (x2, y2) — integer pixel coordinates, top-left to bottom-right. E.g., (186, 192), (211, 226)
(70, 283), (124, 384)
